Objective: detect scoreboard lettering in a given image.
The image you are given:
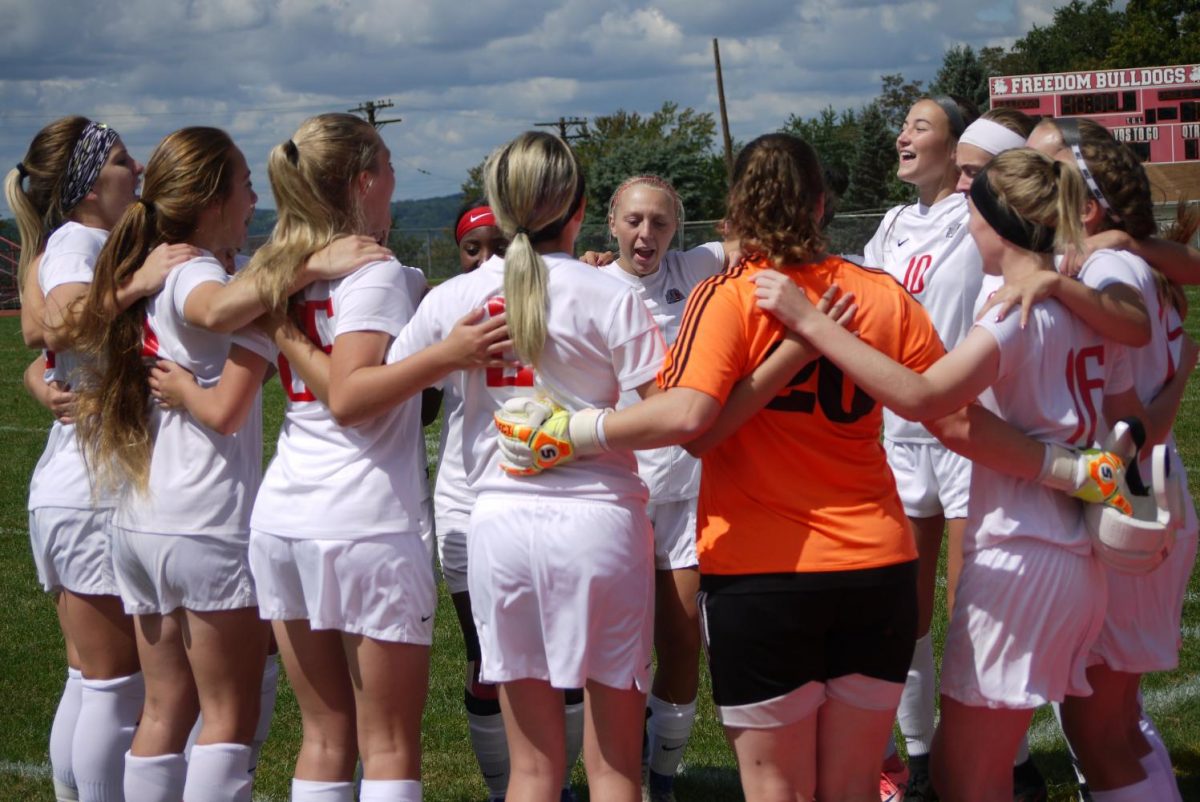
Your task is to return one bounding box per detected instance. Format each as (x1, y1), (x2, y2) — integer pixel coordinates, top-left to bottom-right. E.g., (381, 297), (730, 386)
(990, 64), (1200, 165)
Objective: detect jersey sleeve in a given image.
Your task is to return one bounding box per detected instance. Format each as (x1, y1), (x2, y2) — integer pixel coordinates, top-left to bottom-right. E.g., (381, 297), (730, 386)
(680, 242), (726, 285)
(974, 308), (1026, 383)
(334, 260), (407, 337)
(606, 288), (665, 392)
(231, 326), (277, 364)
(861, 209), (895, 269)
(172, 259), (229, 320)
(1078, 250), (1142, 293)
(657, 276), (749, 404)
(39, 233), (100, 292)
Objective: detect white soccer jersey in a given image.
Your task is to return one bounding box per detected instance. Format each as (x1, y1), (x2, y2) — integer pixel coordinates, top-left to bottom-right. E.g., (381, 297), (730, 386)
(250, 260), (430, 540)
(391, 253), (664, 504)
(28, 221), (110, 511)
(1077, 248), (1198, 534)
(113, 255), (264, 536)
(968, 297), (1134, 555)
(599, 242), (725, 501)
(865, 194), (981, 442)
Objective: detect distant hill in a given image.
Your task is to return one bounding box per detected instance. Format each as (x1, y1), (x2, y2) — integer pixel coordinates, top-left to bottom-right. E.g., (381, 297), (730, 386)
(247, 193), (466, 239)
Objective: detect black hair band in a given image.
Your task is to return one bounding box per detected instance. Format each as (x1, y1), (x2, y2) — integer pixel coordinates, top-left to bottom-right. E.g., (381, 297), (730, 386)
(969, 166), (1056, 253)
(15, 162), (27, 179)
(284, 139), (299, 166)
(931, 95), (966, 139)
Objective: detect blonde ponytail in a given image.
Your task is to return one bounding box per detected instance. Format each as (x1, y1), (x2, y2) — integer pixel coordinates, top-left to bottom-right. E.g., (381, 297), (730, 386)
(484, 131), (583, 366)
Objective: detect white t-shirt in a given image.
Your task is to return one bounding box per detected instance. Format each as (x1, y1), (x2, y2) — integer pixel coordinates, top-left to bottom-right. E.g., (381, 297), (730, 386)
(968, 297), (1134, 555)
(1076, 248), (1198, 534)
(865, 194), (981, 442)
(28, 221), (110, 511)
(115, 255), (265, 536)
(250, 259), (431, 540)
(599, 243), (724, 501)
(391, 253), (664, 504)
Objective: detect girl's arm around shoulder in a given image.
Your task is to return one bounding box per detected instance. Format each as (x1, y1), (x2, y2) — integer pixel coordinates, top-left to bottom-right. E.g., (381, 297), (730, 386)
(149, 345), (269, 436)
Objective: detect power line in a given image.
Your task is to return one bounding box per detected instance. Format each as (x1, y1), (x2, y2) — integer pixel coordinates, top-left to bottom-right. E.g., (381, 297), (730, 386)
(534, 117), (588, 143)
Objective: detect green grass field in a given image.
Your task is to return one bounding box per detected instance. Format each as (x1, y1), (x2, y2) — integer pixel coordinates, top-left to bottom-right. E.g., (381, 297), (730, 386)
(1, 310), (1197, 801)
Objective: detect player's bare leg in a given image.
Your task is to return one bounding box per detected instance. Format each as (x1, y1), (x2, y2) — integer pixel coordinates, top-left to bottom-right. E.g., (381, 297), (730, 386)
(646, 566), (700, 795)
(583, 680), (646, 802)
(726, 714), (816, 801)
(130, 612), (197, 755)
(273, 620), (357, 781)
(1060, 665), (1147, 791)
(818, 697), (898, 802)
(898, 513), (943, 793)
(500, 678), (567, 802)
(932, 697), (1032, 802)
(341, 634), (429, 783)
(945, 517), (966, 618)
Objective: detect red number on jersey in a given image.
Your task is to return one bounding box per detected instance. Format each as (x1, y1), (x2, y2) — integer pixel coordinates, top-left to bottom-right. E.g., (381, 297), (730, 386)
(278, 297), (335, 402)
(482, 296), (535, 388)
(902, 254), (932, 294)
(1065, 345), (1106, 446)
(141, 318), (160, 359)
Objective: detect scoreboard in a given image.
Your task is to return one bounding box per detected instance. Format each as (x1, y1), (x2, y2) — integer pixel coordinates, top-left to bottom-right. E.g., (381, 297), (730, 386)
(989, 64), (1200, 165)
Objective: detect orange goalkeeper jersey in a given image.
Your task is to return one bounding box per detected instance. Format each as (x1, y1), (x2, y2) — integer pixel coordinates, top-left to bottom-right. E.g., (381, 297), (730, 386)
(659, 255), (945, 576)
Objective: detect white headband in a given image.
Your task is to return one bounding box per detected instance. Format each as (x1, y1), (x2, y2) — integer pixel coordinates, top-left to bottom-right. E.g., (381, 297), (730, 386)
(958, 118), (1027, 156)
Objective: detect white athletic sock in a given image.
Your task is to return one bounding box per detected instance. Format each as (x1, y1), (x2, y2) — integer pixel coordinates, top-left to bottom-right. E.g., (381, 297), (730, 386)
(359, 779), (423, 801)
(183, 742), (252, 802)
(563, 699), (584, 788)
(50, 667), (83, 798)
(291, 778), (355, 801)
(252, 656), (280, 774)
(1090, 777), (1155, 801)
(898, 633), (935, 757)
(466, 709), (509, 798)
(1139, 713), (1181, 802)
(74, 672), (144, 802)
(646, 694), (696, 780)
(123, 751), (186, 802)
(1013, 733), (1030, 766)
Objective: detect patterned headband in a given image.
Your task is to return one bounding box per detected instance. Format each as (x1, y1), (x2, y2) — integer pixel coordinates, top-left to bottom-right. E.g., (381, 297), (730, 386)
(1052, 118), (1122, 223)
(61, 122), (120, 213)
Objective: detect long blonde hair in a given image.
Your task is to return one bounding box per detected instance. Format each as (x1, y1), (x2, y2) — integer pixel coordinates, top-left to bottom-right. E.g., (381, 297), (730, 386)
(241, 113), (384, 313)
(484, 131), (584, 366)
(3, 116), (94, 293)
(73, 127), (237, 493)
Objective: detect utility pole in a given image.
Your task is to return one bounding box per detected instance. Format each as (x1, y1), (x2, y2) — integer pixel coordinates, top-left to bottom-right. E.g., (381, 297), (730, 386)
(349, 99), (402, 130)
(713, 39), (734, 182)
(535, 117), (588, 143)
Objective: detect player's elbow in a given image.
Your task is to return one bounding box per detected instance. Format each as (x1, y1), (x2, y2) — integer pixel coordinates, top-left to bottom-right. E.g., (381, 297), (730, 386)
(327, 391), (371, 428)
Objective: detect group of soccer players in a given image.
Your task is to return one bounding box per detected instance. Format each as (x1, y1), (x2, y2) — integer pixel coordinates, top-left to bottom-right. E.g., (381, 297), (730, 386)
(6, 92), (1198, 802)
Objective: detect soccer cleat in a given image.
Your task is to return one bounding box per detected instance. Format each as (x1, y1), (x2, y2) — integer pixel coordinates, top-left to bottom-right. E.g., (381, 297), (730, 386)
(644, 769), (677, 802)
(905, 766), (936, 801)
(1012, 757), (1048, 802)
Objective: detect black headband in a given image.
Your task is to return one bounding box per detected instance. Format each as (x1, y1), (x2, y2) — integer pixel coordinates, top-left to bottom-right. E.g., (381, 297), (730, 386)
(15, 162), (28, 180)
(969, 165), (1056, 253)
(931, 96), (967, 139)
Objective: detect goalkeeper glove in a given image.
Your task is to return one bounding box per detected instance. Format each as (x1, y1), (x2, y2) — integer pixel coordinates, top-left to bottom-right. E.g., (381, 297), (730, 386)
(1038, 443), (1133, 514)
(493, 397), (610, 476)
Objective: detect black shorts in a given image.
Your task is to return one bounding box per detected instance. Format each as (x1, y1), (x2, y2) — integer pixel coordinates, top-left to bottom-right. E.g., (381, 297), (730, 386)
(699, 561), (918, 709)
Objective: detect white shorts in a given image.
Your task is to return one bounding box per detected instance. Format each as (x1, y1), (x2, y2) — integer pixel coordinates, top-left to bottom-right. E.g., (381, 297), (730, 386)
(941, 538), (1107, 709)
(436, 513), (470, 596)
(250, 530), (436, 645)
(1091, 533), (1198, 674)
(647, 497), (698, 571)
(884, 439), (971, 519)
(468, 494), (654, 691)
(28, 507), (117, 596)
(111, 526), (256, 615)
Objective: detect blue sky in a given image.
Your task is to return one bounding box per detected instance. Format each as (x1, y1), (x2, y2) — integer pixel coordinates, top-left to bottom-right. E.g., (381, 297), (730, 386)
(0, 0), (1053, 212)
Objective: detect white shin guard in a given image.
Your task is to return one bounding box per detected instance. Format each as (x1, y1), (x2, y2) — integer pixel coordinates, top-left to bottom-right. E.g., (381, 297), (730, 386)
(359, 779), (423, 801)
(646, 695), (696, 779)
(898, 633), (935, 757)
(291, 778), (355, 801)
(123, 751), (186, 802)
(183, 742), (252, 802)
(50, 668), (83, 797)
(74, 672), (144, 802)
(466, 710), (509, 797)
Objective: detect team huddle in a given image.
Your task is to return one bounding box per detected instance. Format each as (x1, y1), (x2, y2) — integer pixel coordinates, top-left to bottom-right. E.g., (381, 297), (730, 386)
(5, 95), (1198, 802)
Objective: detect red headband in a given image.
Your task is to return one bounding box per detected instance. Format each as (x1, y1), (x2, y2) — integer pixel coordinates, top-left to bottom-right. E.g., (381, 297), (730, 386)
(456, 206), (497, 243)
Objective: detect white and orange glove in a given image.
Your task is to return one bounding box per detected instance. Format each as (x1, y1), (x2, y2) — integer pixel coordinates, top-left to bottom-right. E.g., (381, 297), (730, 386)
(493, 397), (610, 476)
